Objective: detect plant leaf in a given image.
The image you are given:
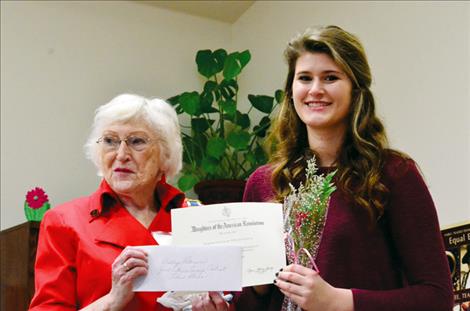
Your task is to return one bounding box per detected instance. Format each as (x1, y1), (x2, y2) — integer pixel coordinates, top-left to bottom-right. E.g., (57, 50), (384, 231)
(206, 137), (226, 159)
(167, 95), (179, 106)
(254, 116), (271, 137)
(213, 49), (227, 72)
(204, 80), (218, 93)
(223, 52), (242, 80)
(320, 170), (337, 203)
(178, 173), (199, 192)
(238, 50), (251, 69)
(227, 130), (250, 150)
(166, 95), (184, 114)
(191, 118), (214, 133)
(248, 94), (274, 114)
(275, 89), (285, 103)
(259, 116), (271, 127)
(180, 92), (201, 116)
(196, 50), (219, 78)
(220, 99), (236, 116)
(219, 79), (238, 100)
(182, 134), (206, 165)
(202, 156), (219, 174)
(245, 152), (256, 166)
(223, 50), (250, 80)
(235, 112), (250, 129)
(200, 91), (215, 113)
(254, 144), (268, 165)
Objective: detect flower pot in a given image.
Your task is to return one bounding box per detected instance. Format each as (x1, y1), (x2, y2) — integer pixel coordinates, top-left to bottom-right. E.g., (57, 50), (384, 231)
(194, 179), (246, 204)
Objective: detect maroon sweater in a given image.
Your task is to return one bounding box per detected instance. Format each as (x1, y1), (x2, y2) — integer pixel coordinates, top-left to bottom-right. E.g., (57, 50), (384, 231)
(233, 155), (453, 311)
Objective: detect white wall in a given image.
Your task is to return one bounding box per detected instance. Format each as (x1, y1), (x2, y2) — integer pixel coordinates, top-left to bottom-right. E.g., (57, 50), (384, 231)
(1, 1), (231, 229)
(2, 1), (469, 230)
(232, 1), (470, 227)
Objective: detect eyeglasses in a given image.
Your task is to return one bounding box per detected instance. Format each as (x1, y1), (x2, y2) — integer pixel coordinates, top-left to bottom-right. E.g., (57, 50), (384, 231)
(96, 135), (152, 152)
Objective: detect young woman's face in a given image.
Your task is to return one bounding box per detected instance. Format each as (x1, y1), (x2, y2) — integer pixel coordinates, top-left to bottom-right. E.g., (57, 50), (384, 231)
(292, 52), (353, 134)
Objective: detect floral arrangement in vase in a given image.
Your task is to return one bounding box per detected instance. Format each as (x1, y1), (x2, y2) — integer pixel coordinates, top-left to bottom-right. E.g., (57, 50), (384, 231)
(24, 187), (50, 221)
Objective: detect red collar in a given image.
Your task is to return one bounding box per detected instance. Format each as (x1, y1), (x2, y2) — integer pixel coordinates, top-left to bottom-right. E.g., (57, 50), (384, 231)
(88, 178), (185, 220)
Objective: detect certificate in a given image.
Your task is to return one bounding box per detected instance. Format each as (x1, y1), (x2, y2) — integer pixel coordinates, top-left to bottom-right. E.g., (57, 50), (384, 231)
(133, 245), (242, 291)
(171, 202), (286, 286)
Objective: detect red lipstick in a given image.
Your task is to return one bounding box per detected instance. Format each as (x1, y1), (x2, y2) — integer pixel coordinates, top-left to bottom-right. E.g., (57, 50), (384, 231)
(114, 168), (133, 173)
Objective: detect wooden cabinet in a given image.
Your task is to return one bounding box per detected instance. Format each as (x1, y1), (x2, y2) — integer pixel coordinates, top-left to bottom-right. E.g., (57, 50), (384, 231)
(1, 221), (40, 311)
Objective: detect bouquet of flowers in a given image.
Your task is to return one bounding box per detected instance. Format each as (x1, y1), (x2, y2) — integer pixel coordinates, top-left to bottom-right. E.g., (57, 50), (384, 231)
(283, 156), (336, 267)
(282, 157), (336, 310)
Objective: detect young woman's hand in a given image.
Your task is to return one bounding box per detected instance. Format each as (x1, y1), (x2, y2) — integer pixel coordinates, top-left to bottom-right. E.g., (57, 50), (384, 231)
(191, 291), (229, 311)
(274, 264), (353, 311)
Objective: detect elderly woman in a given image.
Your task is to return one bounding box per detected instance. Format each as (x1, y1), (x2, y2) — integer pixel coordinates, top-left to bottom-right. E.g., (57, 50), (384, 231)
(30, 94), (191, 310)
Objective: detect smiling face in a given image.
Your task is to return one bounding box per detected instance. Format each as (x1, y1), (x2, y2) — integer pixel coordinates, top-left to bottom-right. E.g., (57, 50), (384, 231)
(292, 52), (353, 134)
(99, 118), (162, 198)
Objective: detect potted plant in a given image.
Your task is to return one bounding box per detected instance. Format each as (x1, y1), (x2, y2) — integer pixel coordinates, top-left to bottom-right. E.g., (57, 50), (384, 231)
(168, 48), (283, 203)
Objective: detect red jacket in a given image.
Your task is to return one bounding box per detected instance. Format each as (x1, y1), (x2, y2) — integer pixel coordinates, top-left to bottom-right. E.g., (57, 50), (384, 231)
(30, 179), (189, 310)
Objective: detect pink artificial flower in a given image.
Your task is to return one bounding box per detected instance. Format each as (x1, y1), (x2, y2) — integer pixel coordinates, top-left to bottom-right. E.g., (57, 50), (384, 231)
(26, 187), (49, 209)
(295, 212), (308, 230)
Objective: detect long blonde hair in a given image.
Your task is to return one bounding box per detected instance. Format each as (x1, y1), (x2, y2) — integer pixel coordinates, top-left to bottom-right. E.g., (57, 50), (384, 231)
(269, 25), (403, 221)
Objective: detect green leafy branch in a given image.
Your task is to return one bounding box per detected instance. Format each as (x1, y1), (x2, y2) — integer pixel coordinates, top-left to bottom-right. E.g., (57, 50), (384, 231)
(168, 49), (284, 191)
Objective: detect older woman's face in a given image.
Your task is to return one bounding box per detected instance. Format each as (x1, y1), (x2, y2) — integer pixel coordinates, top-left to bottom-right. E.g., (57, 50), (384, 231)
(99, 118), (162, 197)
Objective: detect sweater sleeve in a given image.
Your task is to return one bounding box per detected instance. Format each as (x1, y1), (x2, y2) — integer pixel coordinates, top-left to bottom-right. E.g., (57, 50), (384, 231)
(29, 210), (79, 310)
(242, 165), (274, 203)
(242, 169), (260, 202)
(352, 159), (454, 311)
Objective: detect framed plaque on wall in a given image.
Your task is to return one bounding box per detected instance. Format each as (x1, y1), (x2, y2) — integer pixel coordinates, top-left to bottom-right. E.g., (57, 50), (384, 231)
(442, 220), (470, 309)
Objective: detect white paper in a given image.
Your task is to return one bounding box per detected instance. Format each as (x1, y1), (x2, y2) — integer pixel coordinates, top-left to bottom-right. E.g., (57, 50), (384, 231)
(171, 202), (286, 287)
(133, 245), (242, 292)
(152, 231), (173, 246)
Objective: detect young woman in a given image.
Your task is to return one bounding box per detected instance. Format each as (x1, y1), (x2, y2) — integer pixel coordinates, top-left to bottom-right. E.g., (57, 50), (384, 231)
(235, 25), (453, 311)
(192, 25), (453, 311)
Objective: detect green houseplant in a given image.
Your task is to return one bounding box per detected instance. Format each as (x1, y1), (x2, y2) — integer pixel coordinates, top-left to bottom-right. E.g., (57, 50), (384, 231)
(168, 49), (283, 195)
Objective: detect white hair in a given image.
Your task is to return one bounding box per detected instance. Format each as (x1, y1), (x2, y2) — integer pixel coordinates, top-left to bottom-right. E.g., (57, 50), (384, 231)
(84, 94), (182, 179)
